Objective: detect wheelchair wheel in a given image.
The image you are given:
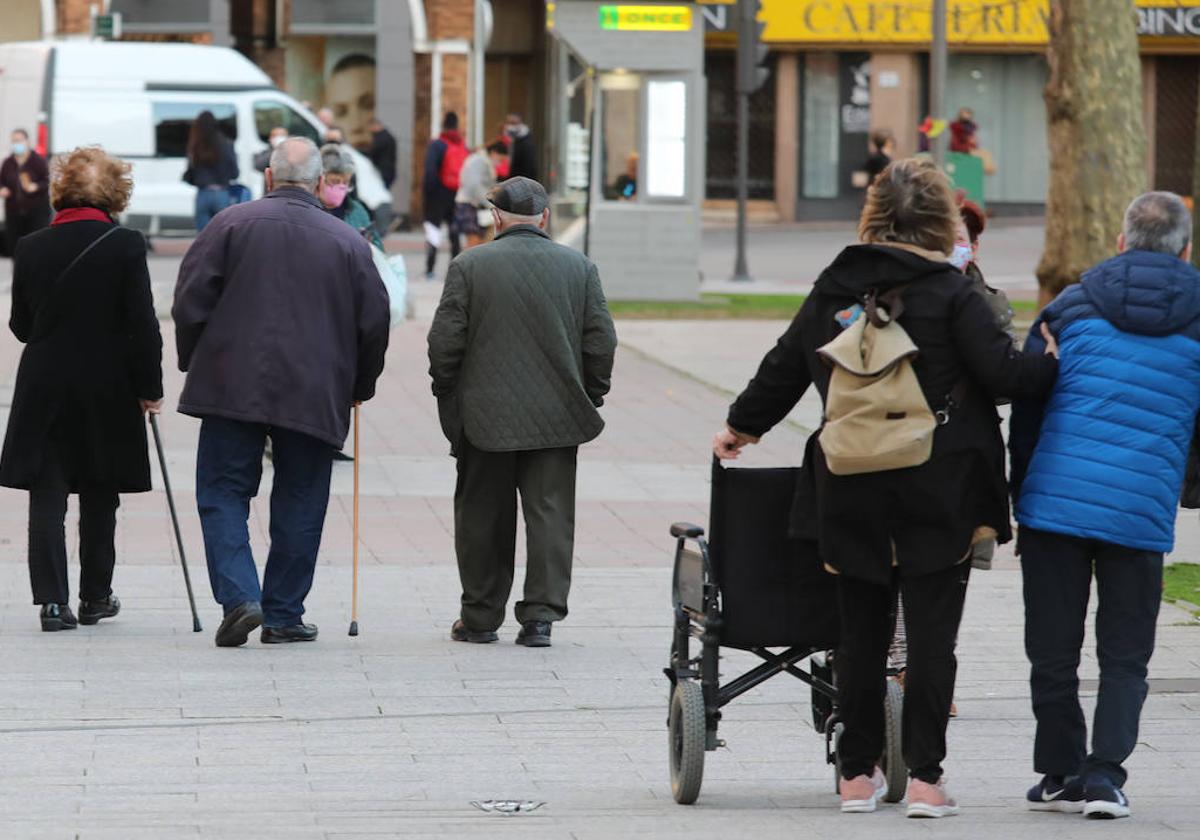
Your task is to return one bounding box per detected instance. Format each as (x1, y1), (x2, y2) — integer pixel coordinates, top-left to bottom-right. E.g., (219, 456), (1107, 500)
(881, 677), (906, 802)
(830, 720), (845, 794)
(668, 680), (706, 804)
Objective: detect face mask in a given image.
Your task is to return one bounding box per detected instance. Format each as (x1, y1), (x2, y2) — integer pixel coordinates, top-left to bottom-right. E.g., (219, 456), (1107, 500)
(270, 135), (285, 148)
(321, 183), (349, 208)
(12, 142), (27, 155)
(949, 242), (973, 271)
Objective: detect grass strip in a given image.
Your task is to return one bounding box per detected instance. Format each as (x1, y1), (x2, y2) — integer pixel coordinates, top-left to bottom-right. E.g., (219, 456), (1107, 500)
(1164, 562), (1200, 619)
(610, 293), (1039, 321)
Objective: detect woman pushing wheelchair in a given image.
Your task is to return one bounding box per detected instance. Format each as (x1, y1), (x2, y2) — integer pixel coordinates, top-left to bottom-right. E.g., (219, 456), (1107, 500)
(713, 158), (1058, 818)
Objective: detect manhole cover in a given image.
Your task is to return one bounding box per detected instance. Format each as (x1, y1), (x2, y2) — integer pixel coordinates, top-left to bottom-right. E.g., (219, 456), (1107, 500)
(470, 800), (546, 815)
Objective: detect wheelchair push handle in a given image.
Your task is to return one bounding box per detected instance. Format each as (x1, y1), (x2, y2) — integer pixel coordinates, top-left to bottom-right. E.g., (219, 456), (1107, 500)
(670, 522), (705, 539)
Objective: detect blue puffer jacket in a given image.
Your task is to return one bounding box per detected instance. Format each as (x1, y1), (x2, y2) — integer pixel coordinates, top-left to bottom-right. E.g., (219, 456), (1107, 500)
(1011, 250), (1200, 552)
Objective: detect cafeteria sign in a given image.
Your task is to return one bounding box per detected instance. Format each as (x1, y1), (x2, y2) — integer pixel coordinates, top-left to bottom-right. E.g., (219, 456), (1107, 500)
(599, 5), (693, 32)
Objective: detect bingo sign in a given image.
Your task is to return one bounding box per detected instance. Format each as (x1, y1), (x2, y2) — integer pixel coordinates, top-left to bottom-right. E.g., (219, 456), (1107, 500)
(598, 5), (694, 32)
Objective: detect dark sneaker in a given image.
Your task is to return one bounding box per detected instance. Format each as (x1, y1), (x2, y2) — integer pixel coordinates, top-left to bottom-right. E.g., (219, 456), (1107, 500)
(1083, 776), (1130, 819)
(1027, 775), (1085, 813)
(515, 620), (552, 648)
(261, 623), (319, 644)
(215, 601), (264, 648)
(79, 595), (121, 625)
(450, 619), (498, 644)
(40, 603), (78, 632)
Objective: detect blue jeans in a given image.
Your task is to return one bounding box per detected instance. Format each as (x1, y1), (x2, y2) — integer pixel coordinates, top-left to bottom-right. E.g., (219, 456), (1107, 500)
(195, 187), (232, 232)
(1020, 526), (1162, 787)
(196, 418), (334, 627)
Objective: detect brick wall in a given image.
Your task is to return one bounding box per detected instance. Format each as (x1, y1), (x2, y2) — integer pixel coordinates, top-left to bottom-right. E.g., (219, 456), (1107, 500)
(58, 0), (94, 34)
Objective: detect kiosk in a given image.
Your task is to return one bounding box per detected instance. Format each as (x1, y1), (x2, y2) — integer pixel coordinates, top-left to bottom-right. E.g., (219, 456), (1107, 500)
(545, 2), (705, 300)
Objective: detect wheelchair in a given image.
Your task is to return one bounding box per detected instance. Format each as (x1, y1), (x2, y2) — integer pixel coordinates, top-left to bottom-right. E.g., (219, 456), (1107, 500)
(665, 459), (905, 805)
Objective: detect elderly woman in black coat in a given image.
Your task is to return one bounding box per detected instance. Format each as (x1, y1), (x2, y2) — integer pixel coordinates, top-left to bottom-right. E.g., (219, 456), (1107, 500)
(713, 158), (1058, 818)
(0, 147), (163, 631)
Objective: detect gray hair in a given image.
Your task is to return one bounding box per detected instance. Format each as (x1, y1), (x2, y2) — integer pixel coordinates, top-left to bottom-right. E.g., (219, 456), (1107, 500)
(269, 137), (322, 188)
(492, 207), (544, 227)
(319, 142), (356, 177)
(1123, 191), (1192, 256)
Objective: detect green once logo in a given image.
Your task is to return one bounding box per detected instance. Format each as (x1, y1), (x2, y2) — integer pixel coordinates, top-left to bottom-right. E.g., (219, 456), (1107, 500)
(599, 6), (620, 29)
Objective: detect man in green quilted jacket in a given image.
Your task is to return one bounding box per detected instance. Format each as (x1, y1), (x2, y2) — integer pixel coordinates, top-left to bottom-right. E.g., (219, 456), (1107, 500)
(428, 177), (617, 648)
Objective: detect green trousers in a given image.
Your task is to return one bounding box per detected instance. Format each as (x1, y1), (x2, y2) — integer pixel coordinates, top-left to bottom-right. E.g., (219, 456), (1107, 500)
(454, 439), (578, 632)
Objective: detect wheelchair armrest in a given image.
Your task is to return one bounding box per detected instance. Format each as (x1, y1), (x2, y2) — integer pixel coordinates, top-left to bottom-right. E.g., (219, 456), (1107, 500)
(670, 522), (705, 539)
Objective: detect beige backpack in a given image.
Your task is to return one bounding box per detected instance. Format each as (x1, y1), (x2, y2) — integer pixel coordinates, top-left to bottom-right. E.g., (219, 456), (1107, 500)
(817, 287), (937, 475)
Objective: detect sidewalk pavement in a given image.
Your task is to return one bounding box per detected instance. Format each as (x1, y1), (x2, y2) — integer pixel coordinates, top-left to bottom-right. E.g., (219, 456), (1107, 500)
(0, 257), (1197, 838)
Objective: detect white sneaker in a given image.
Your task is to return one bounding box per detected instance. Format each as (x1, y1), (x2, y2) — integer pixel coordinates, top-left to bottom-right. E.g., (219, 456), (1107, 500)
(906, 776), (960, 818)
(840, 767), (886, 813)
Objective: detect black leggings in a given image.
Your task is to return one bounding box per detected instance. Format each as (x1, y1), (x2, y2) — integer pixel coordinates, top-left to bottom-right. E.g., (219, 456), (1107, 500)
(836, 561), (971, 783)
(28, 445), (119, 605)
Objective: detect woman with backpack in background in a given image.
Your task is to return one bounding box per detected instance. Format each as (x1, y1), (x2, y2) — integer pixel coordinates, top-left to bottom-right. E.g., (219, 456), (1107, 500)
(712, 158), (1059, 819)
(421, 111), (468, 280)
(183, 110), (239, 232)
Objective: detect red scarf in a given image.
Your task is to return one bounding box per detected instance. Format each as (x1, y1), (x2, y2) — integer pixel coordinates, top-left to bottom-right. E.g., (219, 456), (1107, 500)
(52, 207), (113, 226)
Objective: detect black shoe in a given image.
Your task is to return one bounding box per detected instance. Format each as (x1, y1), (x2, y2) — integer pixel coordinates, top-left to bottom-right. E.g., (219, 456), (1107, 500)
(332, 450), (355, 462)
(1026, 774), (1085, 813)
(515, 620), (552, 647)
(261, 623), (319, 644)
(79, 595), (121, 625)
(215, 601), (263, 647)
(450, 619), (498, 643)
(40, 603), (78, 632)
(1083, 775), (1130, 819)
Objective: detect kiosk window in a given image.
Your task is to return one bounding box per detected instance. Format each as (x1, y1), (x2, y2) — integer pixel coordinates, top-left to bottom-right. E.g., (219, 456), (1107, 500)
(645, 80), (687, 199)
(254, 101), (321, 144)
(803, 54), (840, 199)
(153, 103), (236, 158)
(601, 84), (640, 201)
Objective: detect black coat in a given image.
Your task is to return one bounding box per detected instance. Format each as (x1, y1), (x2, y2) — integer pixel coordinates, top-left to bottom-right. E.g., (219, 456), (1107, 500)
(0, 221), (163, 492)
(508, 132), (537, 180)
(172, 187), (391, 448)
(727, 244), (1058, 585)
(368, 128), (397, 188)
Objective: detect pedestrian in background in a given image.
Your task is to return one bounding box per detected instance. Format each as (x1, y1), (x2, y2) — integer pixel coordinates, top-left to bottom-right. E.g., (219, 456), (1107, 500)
(454, 140), (508, 249)
(254, 126), (288, 173)
(428, 177), (617, 648)
(0, 147), (163, 632)
(422, 112), (467, 279)
(320, 143), (382, 250)
(173, 137), (390, 648)
(863, 129), (895, 186)
(183, 110), (238, 232)
(1011, 192), (1200, 820)
(1, 128), (51, 255)
(366, 117), (398, 189)
(714, 158), (1059, 818)
(503, 112), (537, 180)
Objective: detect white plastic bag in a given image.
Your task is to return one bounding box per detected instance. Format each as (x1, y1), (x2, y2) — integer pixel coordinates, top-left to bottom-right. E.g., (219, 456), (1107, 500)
(370, 244), (408, 327)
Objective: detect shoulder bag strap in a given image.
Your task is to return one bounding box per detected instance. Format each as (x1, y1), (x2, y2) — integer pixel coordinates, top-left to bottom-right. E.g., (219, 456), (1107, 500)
(29, 225), (122, 340)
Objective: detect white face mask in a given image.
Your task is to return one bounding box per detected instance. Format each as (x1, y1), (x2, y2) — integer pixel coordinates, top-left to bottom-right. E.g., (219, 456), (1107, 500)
(270, 135), (286, 148)
(12, 142), (27, 155)
(949, 242), (973, 271)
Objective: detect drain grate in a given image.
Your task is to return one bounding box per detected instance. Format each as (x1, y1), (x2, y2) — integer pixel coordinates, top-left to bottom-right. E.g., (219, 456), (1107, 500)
(470, 800), (546, 815)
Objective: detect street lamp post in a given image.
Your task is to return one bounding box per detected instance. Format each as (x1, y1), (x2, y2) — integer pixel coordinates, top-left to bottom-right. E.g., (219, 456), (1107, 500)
(930, 0), (948, 168)
(732, 0), (770, 283)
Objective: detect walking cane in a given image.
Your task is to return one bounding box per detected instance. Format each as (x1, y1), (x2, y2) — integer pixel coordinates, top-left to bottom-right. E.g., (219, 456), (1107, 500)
(349, 404), (361, 637)
(149, 413), (203, 632)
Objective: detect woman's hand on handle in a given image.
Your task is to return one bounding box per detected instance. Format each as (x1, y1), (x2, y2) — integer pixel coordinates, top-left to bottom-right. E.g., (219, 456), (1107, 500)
(140, 399), (164, 416)
(713, 426), (756, 461)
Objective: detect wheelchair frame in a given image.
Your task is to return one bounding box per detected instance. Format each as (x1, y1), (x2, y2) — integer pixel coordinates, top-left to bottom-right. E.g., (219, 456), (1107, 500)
(664, 521), (905, 806)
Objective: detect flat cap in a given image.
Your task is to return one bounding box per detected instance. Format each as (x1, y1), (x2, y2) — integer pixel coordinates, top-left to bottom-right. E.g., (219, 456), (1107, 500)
(487, 176), (549, 216)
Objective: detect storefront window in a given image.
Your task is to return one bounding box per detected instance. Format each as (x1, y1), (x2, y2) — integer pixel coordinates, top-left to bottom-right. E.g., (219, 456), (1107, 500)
(803, 54), (840, 199)
(646, 80), (688, 199)
(600, 74), (641, 202)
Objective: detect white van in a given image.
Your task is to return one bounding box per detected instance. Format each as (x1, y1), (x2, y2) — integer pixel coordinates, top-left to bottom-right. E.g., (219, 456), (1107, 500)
(0, 41), (392, 237)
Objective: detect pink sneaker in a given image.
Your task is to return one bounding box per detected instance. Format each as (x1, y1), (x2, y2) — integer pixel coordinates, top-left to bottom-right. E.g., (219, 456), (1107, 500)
(906, 777), (960, 818)
(840, 767), (886, 813)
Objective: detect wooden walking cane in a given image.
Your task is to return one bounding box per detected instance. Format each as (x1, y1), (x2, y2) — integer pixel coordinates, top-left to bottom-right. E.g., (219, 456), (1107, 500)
(349, 404), (361, 637)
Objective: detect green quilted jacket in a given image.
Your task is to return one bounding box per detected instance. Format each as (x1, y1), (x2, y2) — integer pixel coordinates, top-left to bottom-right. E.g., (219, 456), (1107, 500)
(427, 225), (617, 453)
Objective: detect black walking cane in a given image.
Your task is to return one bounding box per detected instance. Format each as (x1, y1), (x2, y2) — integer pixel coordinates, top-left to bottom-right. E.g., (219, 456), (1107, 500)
(149, 414), (203, 632)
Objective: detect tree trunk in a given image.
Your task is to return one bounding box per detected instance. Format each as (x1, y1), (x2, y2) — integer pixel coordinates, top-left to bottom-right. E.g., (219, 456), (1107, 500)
(1037, 0), (1146, 307)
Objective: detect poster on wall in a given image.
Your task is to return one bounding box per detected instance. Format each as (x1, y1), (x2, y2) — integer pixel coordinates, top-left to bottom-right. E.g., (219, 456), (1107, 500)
(286, 37), (377, 150)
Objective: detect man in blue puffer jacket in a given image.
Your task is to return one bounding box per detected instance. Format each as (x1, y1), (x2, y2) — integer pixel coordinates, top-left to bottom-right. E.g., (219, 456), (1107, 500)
(1010, 191), (1200, 820)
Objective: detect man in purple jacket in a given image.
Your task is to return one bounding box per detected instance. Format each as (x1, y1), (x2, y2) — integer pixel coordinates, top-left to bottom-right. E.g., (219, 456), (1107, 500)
(173, 137), (390, 648)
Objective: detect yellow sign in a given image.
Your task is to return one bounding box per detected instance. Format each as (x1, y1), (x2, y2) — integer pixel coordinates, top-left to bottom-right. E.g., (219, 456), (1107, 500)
(599, 5), (694, 32)
(757, 0), (1200, 46)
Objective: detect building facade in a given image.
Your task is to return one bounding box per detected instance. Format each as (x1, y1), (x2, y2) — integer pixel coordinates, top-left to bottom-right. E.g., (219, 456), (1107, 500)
(701, 0), (1200, 219)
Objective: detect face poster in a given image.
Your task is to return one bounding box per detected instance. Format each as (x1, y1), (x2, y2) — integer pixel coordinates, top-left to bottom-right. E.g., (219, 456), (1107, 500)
(286, 37), (377, 149)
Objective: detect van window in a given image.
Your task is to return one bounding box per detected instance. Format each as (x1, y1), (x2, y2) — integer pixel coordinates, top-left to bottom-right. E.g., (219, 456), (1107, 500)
(254, 101), (321, 144)
(153, 103), (237, 158)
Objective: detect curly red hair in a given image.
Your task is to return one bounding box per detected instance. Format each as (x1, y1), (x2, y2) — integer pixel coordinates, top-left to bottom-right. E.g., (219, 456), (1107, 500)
(50, 146), (133, 214)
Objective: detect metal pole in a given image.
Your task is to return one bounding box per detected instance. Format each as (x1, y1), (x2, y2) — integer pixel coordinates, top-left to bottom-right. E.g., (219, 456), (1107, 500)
(732, 89), (751, 282)
(930, 0), (948, 168)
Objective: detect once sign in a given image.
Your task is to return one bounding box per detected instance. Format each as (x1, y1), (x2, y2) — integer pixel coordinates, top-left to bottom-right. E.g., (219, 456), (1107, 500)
(598, 5), (694, 32)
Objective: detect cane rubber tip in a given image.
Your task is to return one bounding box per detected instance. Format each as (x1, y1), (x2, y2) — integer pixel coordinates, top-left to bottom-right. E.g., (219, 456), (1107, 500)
(192, 620), (203, 633)
(349, 621), (359, 637)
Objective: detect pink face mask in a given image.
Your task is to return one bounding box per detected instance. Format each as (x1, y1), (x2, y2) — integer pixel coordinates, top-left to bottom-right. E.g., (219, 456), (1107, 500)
(321, 183), (349, 208)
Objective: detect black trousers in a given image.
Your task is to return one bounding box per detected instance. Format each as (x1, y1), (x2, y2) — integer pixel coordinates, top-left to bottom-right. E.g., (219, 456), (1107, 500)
(28, 445), (119, 605)
(454, 439), (578, 632)
(1020, 527), (1161, 787)
(5, 207), (51, 256)
(836, 560), (971, 783)
(424, 205), (461, 275)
